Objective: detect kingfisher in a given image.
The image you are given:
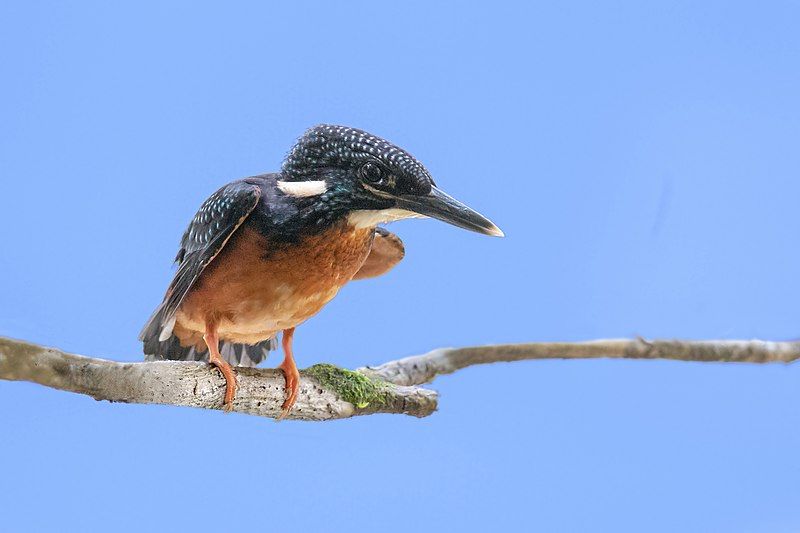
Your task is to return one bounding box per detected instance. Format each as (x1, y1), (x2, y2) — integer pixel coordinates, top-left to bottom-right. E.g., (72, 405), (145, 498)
(140, 125), (503, 417)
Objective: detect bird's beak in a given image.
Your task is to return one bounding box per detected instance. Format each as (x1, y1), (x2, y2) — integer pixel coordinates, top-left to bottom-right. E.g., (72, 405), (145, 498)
(394, 186), (504, 237)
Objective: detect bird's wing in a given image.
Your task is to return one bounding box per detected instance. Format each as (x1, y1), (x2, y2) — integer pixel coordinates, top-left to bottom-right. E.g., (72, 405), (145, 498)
(352, 227), (405, 280)
(161, 180), (262, 322)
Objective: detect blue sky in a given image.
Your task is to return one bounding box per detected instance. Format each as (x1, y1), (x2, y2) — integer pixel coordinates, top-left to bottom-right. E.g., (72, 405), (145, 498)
(2, 1), (800, 531)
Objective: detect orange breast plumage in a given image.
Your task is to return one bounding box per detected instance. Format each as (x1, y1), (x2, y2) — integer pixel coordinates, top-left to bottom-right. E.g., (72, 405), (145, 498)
(173, 221), (374, 347)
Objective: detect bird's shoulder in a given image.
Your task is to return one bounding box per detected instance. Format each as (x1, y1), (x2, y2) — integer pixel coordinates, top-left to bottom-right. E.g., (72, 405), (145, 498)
(174, 178), (267, 263)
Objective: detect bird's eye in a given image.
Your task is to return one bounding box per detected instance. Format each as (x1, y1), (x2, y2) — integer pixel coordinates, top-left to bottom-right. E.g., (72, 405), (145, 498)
(360, 162), (384, 184)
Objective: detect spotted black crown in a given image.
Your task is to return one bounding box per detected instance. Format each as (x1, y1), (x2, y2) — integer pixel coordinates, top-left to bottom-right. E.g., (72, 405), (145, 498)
(281, 124), (434, 187)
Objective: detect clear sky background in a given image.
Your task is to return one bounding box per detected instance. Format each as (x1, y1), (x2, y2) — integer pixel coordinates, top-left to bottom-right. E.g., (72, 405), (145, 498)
(2, 2), (799, 532)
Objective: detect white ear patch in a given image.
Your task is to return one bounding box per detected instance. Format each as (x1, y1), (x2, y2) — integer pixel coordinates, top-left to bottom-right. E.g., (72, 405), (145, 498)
(277, 180), (328, 198)
(347, 208), (424, 229)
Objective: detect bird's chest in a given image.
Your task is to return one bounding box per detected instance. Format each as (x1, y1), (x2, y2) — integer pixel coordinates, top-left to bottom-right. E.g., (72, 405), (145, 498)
(178, 222), (374, 338)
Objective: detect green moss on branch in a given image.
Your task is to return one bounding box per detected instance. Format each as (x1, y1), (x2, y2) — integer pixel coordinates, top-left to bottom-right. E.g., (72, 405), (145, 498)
(305, 364), (390, 408)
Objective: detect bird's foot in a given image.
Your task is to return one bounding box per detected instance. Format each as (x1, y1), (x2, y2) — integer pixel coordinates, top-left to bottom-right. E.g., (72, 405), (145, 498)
(209, 359), (238, 413)
(277, 359), (300, 420)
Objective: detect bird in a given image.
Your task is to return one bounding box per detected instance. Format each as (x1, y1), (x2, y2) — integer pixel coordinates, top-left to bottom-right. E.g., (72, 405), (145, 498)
(140, 124), (503, 418)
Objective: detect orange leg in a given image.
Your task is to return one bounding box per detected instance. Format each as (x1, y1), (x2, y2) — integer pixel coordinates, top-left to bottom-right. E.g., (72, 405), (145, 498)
(277, 327), (300, 419)
(203, 327), (237, 412)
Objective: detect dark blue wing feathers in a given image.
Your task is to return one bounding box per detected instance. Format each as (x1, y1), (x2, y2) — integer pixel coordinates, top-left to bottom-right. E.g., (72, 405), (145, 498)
(160, 181), (262, 322)
(160, 181), (261, 318)
(140, 181), (266, 364)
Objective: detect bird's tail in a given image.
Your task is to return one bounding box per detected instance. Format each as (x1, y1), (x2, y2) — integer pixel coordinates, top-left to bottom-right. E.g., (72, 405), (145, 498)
(139, 304), (276, 367)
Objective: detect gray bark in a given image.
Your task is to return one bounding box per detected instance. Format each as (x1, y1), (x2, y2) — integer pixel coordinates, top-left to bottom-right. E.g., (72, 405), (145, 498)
(2, 336), (798, 421)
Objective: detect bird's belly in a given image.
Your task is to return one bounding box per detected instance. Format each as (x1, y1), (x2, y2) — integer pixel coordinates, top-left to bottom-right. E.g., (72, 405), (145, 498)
(175, 222), (374, 345)
(215, 283), (342, 342)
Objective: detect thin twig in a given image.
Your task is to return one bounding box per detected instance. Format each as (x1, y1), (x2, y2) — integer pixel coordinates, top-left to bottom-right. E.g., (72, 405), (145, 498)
(360, 338), (800, 386)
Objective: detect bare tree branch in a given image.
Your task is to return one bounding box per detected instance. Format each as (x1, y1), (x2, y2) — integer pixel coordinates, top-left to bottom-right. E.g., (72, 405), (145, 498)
(361, 338), (800, 386)
(0, 337), (436, 421)
(1, 336), (798, 421)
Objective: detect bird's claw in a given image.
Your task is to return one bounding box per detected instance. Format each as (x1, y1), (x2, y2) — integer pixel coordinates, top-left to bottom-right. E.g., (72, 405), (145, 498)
(222, 379), (237, 413)
(222, 385), (236, 413)
(276, 365), (299, 421)
(210, 361), (237, 414)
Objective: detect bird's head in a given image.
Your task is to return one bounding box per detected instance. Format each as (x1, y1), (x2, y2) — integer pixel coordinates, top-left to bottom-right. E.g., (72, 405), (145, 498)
(279, 124), (503, 237)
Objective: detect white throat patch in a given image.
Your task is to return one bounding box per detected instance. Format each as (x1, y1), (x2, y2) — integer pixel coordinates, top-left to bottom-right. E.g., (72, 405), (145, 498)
(277, 180), (328, 198)
(347, 208), (424, 229)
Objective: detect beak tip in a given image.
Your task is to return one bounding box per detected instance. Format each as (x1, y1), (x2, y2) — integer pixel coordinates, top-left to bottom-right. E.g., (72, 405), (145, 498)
(486, 223), (505, 238)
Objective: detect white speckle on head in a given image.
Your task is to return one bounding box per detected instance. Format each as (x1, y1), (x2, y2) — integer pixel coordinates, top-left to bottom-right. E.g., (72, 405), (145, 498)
(277, 180), (328, 198)
(347, 208), (424, 229)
